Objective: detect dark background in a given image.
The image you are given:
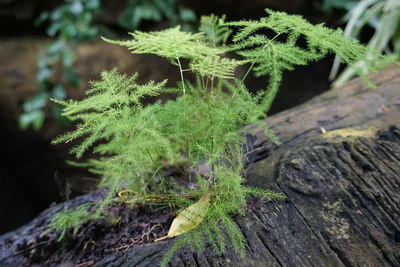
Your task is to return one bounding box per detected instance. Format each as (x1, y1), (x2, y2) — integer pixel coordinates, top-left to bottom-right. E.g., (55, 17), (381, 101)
(0, 0), (344, 234)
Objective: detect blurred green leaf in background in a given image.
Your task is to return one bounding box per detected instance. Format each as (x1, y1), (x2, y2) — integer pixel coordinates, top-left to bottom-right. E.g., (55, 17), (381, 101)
(323, 0), (400, 87)
(22, 0), (196, 131)
(119, 0), (196, 31)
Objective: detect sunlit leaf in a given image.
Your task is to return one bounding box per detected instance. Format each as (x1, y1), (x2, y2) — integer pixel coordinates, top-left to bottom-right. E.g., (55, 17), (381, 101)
(23, 92), (49, 112)
(155, 195), (210, 242)
(323, 127), (377, 139)
(19, 110), (45, 130)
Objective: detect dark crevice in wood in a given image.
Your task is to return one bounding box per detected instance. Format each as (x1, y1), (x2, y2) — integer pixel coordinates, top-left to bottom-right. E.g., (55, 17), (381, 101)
(254, 232), (283, 267)
(202, 254), (214, 267)
(346, 150), (400, 230)
(322, 240), (354, 267)
(179, 251), (198, 267)
(192, 253), (210, 267)
(367, 231), (400, 266)
(133, 249), (161, 267)
(273, 182), (344, 266)
(344, 173), (397, 235)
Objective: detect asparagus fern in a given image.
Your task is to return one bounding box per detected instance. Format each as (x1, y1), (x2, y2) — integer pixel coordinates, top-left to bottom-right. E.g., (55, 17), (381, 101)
(50, 8), (380, 265)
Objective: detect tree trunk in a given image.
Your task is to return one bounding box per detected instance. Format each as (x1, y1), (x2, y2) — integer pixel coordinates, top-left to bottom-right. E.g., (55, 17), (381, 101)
(1, 65), (399, 266)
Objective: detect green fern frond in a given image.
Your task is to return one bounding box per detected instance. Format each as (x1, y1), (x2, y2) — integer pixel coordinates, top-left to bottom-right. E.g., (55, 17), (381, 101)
(235, 38), (323, 110)
(252, 121), (282, 145)
(226, 19), (268, 43)
(245, 187), (286, 200)
(103, 27), (245, 80)
(217, 208), (245, 255)
(228, 9), (372, 62)
(102, 26), (223, 61)
(189, 56), (246, 79)
(54, 69), (167, 120)
(52, 68), (168, 159)
(49, 204), (97, 242)
(205, 216), (226, 253)
(199, 14), (232, 45)
(225, 8), (379, 110)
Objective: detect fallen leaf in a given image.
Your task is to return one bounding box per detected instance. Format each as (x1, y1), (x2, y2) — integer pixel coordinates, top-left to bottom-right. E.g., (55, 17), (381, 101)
(155, 195), (210, 242)
(323, 127), (377, 139)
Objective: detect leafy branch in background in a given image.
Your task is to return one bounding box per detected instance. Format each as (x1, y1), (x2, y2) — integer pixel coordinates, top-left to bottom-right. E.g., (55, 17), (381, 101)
(22, 0), (196, 130)
(20, 0), (101, 130)
(119, 0), (196, 31)
(50, 9), (380, 265)
(323, 0), (400, 87)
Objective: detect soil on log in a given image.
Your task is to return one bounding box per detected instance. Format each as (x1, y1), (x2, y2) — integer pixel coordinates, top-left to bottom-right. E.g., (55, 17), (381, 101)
(1, 65), (399, 266)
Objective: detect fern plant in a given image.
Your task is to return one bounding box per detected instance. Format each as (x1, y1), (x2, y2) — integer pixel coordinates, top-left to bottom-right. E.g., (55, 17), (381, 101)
(50, 9), (379, 265)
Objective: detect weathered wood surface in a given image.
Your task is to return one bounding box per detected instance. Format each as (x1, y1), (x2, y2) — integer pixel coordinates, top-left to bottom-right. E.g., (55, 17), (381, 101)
(1, 65), (399, 266)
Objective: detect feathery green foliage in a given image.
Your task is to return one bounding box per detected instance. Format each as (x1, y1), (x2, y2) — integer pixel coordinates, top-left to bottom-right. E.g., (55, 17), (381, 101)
(199, 14), (231, 45)
(226, 8), (379, 111)
(50, 8), (381, 266)
(48, 204), (97, 242)
(53, 69), (168, 159)
(103, 27), (211, 60)
(102, 26), (244, 79)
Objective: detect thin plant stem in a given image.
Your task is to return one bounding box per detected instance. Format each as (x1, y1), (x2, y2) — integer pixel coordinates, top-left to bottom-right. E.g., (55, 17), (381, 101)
(145, 148), (156, 167)
(176, 57), (191, 182)
(241, 33), (282, 84)
(241, 60), (257, 84)
(209, 75), (215, 184)
(205, 87), (215, 185)
(176, 58), (186, 94)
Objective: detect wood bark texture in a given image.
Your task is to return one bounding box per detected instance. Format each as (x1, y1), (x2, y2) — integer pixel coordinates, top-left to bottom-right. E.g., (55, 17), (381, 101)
(1, 65), (399, 266)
